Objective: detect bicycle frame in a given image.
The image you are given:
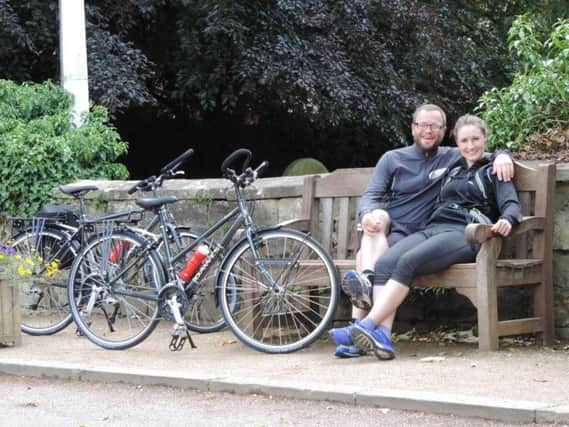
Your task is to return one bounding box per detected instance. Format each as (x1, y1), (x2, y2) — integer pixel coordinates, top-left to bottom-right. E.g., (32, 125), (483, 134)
(103, 180), (268, 302)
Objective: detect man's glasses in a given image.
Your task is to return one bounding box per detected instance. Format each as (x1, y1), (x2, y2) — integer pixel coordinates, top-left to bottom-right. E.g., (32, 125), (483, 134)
(413, 122), (445, 131)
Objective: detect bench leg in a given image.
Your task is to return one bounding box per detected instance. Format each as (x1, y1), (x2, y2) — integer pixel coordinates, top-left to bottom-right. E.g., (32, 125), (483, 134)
(476, 239), (501, 351)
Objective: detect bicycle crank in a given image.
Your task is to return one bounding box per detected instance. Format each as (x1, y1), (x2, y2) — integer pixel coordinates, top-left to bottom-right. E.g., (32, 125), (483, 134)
(158, 283), (189, 322)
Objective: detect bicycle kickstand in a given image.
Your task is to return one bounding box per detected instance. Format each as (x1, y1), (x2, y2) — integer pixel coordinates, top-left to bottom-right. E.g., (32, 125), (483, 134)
(169, 324), (197, 351)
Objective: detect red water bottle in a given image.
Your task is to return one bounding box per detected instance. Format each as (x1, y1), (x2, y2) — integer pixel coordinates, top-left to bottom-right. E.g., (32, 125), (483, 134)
(179, 245), (209, 281)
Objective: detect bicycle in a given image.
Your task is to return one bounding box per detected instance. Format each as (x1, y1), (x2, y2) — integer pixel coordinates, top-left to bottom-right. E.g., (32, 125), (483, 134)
(66, 149), (339, 353)
(7, 190), (143, 336)
(7, 148), (226, 336)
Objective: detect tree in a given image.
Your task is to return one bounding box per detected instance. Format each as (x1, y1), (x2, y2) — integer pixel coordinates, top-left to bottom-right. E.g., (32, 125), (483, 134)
(0, 0), (156, 116)
(2, 0), (569, 172)
(170, 0), (533, 147)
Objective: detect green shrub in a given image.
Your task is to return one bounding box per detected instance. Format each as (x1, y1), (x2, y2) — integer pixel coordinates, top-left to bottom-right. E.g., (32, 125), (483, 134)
(282, 158), (328, 176)
(476, 15), (569, 152)
(0, 80), (129, 216)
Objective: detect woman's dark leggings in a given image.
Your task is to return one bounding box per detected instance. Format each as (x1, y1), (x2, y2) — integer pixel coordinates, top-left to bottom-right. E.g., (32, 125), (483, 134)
(373, 223), (479, 287)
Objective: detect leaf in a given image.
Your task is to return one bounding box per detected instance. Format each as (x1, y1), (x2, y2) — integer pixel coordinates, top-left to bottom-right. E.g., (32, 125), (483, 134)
(420, 356), (446, 363)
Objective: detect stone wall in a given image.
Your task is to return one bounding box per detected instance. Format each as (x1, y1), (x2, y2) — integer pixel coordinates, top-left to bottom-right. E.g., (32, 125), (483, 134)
(35, 164), (569, 338)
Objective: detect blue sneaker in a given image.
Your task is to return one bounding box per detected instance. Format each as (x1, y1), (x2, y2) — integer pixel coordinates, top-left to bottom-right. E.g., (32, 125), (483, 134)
(351, 323), (395, 360)
(335, 345), (366, 358)
(328, 323), (353, 346)
(341, 270), (372, 310)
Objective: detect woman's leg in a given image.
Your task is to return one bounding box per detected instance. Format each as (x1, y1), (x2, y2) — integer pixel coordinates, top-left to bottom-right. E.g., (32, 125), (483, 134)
(353, 227), (478, 359)
(371, 228), (477, 326)
(369, 231), (429, 330)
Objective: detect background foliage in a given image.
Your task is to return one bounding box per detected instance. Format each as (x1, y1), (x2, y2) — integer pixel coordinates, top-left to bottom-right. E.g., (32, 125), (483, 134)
(0, 80), (128, 216)
(1, 0), (568, 177)
(477, 15), (569, 152)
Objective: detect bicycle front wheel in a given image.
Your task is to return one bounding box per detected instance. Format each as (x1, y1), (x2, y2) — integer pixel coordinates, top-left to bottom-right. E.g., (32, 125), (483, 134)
(218, 228), (338, 353)
(67, 230), (165, 350)
(10, 228), (77, 335)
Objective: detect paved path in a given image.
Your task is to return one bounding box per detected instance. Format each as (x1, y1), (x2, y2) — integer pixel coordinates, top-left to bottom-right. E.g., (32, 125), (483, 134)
(1, 325), (568, 424)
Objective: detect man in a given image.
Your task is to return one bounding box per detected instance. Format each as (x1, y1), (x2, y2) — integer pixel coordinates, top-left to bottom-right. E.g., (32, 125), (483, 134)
(329, 104), (514, 358)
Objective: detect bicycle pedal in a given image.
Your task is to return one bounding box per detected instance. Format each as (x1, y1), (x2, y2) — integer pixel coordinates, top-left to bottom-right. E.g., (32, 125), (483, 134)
(169, 334), (185, 351)
(168, 328), (197, 351)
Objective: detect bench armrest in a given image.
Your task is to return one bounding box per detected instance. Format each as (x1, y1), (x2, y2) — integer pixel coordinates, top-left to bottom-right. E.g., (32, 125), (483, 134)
(465, 216), (544, 244)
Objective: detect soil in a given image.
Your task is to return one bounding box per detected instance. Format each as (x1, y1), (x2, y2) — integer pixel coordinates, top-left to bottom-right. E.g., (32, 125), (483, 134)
(514, 126), (569, 162)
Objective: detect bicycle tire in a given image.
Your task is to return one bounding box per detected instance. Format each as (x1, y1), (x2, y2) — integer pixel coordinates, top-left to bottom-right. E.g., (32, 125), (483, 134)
(10, 227), (78, 335)
(67, 229), (165, 350)
(165, 227), (228, 333)
(217, 228), (339, 353)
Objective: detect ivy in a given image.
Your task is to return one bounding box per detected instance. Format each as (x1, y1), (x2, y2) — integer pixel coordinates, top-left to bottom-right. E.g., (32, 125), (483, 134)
(0, 80), (129, 217)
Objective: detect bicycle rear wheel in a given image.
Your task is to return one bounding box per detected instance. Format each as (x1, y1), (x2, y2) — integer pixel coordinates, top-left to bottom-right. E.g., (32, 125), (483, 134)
(67, 229), (165, 350)
(10, 227), (77, 335)
(218, 228), (339, 353)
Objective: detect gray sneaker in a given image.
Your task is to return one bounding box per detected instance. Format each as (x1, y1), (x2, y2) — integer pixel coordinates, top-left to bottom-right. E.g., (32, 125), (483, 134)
(341, 270), (372, 310)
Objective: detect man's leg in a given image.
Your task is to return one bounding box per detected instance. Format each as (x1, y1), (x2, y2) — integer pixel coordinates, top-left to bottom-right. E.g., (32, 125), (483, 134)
(345, 209), (392, 312)
(331, 210), (392, 357)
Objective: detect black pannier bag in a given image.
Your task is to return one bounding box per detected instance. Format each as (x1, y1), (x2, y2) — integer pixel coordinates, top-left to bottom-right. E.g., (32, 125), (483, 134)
(37, 203), (80, 227)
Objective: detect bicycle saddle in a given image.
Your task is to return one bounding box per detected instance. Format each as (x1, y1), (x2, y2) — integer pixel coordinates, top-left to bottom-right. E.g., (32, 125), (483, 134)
(59, 183), (99, 195)
(135, 196), (178, 209)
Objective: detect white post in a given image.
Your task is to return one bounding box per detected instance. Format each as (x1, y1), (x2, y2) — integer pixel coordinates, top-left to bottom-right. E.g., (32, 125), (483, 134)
(59, 0), (89, 127)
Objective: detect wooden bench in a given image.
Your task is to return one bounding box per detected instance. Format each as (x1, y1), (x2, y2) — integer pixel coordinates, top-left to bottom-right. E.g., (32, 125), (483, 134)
(284, 162), (555, 351)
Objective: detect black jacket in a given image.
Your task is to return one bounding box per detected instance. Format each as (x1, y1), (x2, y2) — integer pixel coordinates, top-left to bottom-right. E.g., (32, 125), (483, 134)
(428, 157), (523, 227)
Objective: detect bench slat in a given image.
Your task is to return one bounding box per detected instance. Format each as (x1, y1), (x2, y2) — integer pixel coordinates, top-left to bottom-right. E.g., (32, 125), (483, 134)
(336, 197), (350, 258)
(320, 198), (333, 254)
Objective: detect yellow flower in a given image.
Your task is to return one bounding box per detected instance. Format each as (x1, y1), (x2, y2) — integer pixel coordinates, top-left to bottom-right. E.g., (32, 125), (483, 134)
(17, 264), (27, 276)
(0, 254), (4, 260)
(45, 260), (60, 277)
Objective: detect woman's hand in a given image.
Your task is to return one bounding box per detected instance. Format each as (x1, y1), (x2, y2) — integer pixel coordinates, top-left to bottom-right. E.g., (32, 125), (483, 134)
(491, 218), (512, 236)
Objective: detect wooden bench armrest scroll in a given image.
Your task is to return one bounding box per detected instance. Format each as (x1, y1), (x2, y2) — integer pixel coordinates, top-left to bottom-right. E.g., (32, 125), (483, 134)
(465, 216), (544, 244)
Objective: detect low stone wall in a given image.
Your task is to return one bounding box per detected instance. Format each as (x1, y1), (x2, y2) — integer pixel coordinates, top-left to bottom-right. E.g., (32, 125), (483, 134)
(39, 164), (569, 338)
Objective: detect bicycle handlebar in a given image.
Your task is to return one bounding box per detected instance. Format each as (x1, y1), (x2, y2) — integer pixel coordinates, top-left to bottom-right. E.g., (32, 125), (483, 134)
(127, 148), (194, 194)
(127, 176), (156, 195)
(221, 149), (269, 187)
(160, 148), (194, 174)
(221, 148), (252, 176)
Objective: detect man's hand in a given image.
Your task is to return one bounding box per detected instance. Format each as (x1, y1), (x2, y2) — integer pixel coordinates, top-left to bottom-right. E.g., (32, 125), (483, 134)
(491, 218), (512, 236)
(361, 209), (389, 234)
(492, 154), (514, 182)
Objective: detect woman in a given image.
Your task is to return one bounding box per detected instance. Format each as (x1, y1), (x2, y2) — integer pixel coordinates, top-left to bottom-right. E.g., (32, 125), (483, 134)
(341, 114), (522, 360)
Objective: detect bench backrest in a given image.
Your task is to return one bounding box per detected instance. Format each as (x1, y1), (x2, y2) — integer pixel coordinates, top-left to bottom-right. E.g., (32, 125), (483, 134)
(301, 162), (555, 261)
